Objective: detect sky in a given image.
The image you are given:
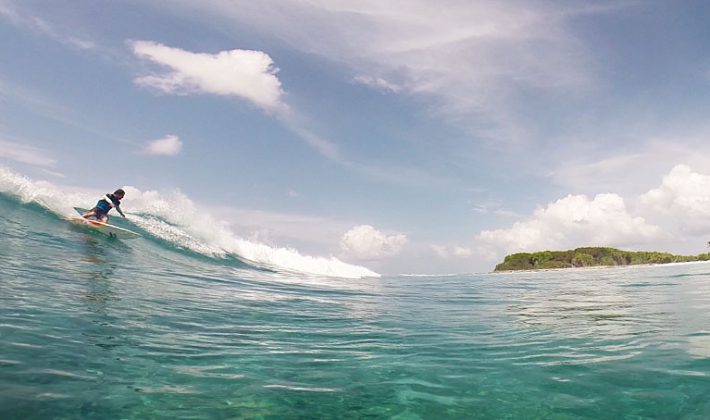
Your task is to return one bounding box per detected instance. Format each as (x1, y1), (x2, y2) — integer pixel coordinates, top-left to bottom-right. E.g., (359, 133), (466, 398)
(2, 0), (710, 275)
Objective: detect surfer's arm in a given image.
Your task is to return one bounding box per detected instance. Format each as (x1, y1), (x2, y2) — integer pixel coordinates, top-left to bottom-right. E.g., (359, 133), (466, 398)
(116, 205), (126, 218)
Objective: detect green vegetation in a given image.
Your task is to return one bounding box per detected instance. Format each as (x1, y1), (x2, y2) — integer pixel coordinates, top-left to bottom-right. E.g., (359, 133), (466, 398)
(494, 247), (710, 272)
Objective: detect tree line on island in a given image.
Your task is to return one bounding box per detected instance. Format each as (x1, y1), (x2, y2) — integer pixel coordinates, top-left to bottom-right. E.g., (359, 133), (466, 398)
(494, 247), (710, 271)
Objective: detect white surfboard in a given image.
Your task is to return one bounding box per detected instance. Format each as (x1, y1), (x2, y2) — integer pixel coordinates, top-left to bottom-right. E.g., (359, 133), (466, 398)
(72, 208), (141, 239)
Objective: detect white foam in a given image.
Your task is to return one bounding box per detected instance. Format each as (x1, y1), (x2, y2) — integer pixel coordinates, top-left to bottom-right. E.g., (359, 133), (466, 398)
(122, 186), (379, 278)
(0, 167), (86, 215)
(0, 167), (379, 278)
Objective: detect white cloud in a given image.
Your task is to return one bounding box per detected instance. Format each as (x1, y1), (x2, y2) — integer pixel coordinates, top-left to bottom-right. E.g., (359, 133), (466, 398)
(130, 40), (286, 112)
(282, 121), (341, 161)
(0, 2), (94, 50)
(549, 137), (710, 196)
(471, 199), (520, 218)
(160, 1), (615, 141)
(340, 224), (407, 259)
(353, 75), (402, 93)
(209, 205), (359, 252)
(432, 244), (473, 259)
(476, 193), (660, 256)
(131, 41), (349, 163)
(639, 164), (710, 218)
(40, 168), (65, 178)
(141, 135), (183, 156)
(637, 164), (710, 236)
(0, 140), (56, 167)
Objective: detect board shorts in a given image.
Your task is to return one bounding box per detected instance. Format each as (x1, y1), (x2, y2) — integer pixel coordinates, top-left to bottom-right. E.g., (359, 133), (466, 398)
(94, 199), (111, 218)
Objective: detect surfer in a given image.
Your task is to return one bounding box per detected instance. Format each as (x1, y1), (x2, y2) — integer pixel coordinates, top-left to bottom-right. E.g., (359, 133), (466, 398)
(82, 189), (126, 223)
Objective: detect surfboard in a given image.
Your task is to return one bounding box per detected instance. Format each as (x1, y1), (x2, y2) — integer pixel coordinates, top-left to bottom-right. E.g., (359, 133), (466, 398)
(72, 208), (141, 239)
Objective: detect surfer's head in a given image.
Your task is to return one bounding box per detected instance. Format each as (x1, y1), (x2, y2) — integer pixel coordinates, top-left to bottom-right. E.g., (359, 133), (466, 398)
(114, 189), (125, 199)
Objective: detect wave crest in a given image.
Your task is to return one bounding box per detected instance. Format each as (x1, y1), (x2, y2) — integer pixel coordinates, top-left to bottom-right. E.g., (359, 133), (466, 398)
(0, 167), (379, 279)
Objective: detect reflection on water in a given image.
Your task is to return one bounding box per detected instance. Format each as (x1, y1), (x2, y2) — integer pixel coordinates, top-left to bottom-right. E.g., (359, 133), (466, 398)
(70, 233), (130, 354)
(77, 235), (116, 282)
(513, 268), (688, 330)
(506, 272), (642, 339)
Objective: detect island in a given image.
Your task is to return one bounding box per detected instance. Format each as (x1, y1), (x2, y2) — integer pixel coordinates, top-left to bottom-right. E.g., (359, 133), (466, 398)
(494, 247), (710, 271)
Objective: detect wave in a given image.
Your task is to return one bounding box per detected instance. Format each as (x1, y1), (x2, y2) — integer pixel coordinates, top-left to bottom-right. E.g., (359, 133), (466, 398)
(0, 167), (379, 279)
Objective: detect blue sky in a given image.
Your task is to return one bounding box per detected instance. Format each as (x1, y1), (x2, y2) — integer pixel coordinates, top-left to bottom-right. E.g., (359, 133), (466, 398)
(3, 0), (710, 275)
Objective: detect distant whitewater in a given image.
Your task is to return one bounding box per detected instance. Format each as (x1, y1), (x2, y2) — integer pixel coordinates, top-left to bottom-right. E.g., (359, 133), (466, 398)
(0, 167), (378, 279)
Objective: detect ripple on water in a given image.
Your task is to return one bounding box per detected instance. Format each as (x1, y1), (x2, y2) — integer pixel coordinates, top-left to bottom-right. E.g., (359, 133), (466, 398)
(4, 212), (710, 419)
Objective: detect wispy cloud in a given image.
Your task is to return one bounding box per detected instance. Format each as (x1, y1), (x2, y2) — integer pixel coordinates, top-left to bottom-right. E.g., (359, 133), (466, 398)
(549, 134), (710, 196)
(128, 40), (450, 186)
(0, 76), (139, 151)
(279, 119), (341, 161)
(0, 139), (57, 167)
(40, 168), (65, 178)
(131, 40), (287, 113)
(0, 77), (68, 117)
(278, 114), (457, 188)
(159, 1), (616, 143)
(0, 1), (94, 50)
(209, 205), (354, 249)
(472, 199), (520, 218)
(353, 75), (402, 93)
(141, 134), (183, 156)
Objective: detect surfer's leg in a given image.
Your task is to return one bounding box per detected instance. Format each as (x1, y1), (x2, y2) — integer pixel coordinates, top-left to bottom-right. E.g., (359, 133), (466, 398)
(82, 209), (96, 219)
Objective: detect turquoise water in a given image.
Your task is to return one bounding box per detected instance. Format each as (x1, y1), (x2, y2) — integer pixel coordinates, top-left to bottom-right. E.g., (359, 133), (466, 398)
(3, 194), (710, 419)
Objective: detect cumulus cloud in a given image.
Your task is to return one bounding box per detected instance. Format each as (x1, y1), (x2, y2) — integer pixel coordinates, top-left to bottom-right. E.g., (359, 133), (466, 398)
(0, 140), (56, 167)
(130, 40), (286, 112)
(141, 135), (183, 156)
(476, 193), (660, 256)
(638, 164), (710, 236)
(640, 164), (710, 218)
(340, 224), (407, 259)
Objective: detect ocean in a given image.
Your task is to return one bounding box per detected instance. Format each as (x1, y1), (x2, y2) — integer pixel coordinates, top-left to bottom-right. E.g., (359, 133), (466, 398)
(2, 171), (710, 419)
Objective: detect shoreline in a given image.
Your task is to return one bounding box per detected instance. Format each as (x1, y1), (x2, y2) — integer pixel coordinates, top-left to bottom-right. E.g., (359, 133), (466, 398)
(492, 259), (710, 274)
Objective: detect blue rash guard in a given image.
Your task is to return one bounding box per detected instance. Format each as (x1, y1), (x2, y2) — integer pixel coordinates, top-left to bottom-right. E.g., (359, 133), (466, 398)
(94, 193), (121, 218)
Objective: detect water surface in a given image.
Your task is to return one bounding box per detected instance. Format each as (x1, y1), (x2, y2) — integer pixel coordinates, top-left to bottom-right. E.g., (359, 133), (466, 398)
(2, 197), (710, 418)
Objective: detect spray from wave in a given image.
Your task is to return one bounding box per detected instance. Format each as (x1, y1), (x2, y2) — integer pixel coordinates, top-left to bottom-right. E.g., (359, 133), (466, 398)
(0, 167), (379, 278)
